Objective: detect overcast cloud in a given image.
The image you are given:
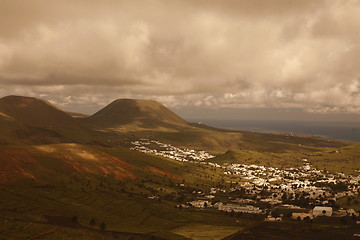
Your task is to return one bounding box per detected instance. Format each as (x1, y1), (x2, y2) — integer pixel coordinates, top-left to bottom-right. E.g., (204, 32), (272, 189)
(0, 0), (359, 119)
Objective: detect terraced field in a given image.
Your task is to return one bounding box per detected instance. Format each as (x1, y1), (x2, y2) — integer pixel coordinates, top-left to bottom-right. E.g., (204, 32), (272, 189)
(0, 185), (257, 239)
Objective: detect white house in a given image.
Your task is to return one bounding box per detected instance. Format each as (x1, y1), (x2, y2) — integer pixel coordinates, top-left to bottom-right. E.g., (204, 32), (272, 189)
(218, 204), (261, 214)
(265, 216), (282, 222)
(204, 195), (215, 199)
(189, 200), (209, 208)
(347, 209), (359, 217)
(313, 206), (333, 217)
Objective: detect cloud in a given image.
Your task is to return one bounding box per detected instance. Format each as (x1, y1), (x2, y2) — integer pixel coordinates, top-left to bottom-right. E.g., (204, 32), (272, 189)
(0, 0), (359, 115)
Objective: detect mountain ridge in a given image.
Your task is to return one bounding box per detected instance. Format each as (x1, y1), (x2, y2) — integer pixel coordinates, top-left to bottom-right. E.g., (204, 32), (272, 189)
(0, 95), (348, 152)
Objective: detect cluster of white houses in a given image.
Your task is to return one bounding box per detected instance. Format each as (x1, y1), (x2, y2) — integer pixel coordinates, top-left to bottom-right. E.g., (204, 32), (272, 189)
(186, 200), (263, 214)
(224, 161), (360, 207)
(131, 139), (359, 218)
(131, 139), (215, 162)
(186, 199), (358, 221)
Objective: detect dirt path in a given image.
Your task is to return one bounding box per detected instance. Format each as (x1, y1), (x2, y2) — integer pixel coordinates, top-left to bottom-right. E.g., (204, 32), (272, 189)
(0, 219), (8, 233)
(26, 226), (58, 240)
(23, 222), (33, 230)
(73, 227), (89, 238)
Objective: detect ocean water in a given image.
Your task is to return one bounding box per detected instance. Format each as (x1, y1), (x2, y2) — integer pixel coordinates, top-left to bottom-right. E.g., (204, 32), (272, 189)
(188, 119), (360, 142)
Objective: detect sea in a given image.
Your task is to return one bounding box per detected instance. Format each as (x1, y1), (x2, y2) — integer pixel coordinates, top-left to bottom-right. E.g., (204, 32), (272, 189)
(187, 119), (360, 142)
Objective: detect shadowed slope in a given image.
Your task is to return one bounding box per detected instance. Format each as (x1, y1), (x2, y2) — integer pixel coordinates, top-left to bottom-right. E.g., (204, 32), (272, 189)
(0, 96), (80, 128)
(0, 95), (94, 144)
(83, 99), (188, 129)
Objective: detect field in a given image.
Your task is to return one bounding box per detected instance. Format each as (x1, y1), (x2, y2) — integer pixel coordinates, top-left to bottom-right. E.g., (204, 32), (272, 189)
(171, 224), (245, 240)
(307, 143), (360, 175)
(224, 220), (359, 240)
(210, 143), (360, 175)
(0, 142), (255, 240)
(0, 185), (257, 240)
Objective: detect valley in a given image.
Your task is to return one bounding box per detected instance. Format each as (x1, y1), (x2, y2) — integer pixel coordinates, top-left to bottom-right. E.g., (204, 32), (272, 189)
(0, 95), (359, 240)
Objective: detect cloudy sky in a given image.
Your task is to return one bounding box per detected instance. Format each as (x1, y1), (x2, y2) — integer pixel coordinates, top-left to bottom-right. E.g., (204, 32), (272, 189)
(0, 0), (359, 121)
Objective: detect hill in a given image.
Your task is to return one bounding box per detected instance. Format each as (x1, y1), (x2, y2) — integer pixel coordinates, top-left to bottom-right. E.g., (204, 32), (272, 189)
(0, 96), (94, 144)
(83, 99), (189, 130)
(0, 144), (136, 184)
(0, 95), (348, 153)
(79, 98), (347, 154)
(0, 96), (80, 128)
(0, 142), (247, 239)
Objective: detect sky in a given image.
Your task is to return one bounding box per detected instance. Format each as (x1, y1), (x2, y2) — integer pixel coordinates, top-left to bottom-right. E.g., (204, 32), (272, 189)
(0, 0), (360, 121)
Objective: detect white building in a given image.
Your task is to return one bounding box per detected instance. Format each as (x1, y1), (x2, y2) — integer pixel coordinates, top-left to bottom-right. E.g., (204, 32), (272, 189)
(265, 216), (282, 222)
(347, 209), (359, 217)
(313, 206), (333, 217)
(189, 200), (209, 208)
(218, 204), (262, 214)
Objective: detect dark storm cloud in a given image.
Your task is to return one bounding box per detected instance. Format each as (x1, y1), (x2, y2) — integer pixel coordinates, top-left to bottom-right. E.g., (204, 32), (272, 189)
(0, 0), (359, 114)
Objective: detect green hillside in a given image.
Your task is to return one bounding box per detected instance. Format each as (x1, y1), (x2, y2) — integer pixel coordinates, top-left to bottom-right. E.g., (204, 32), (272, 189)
(141, 126), (347, 155)
(0, 143), (253, 239)
(306, 143), (360, 174)
(210, 143), (360, 175)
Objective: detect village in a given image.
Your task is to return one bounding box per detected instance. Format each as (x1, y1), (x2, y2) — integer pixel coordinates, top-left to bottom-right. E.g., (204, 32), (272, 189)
(130, 139), (216, 162)
(130, 139), (360, 223)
